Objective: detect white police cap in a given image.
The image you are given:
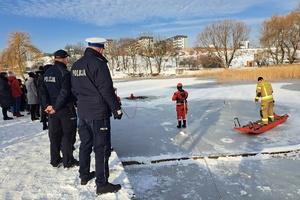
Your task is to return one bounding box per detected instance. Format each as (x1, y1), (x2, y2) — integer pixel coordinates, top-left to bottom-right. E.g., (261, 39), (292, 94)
(85, 37), (106, 48)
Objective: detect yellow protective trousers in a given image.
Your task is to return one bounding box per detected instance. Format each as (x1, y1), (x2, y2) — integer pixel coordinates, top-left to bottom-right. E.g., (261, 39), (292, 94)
(260, 99), (274, 125)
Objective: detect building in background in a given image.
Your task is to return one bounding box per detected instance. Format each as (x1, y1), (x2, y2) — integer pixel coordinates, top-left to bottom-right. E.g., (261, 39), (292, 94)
(239, 41), (250, 49)
(137, 36), (154, 48)
(168, 35), (188, 49)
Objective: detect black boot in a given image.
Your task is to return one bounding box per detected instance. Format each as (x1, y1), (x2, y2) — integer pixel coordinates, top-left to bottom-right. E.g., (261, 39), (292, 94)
(96, 183), (121, 195)
(177, 121), (181, 128)
(3, 116), (13, 120)
(2, 108), (13, 120)
(182, 120), (186, 128)
(42, 122), (48, 130)
(80, 171), (96, 185)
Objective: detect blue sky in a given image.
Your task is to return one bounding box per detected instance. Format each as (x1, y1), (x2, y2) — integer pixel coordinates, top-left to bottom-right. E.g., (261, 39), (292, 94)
(0, 0), (298, 53)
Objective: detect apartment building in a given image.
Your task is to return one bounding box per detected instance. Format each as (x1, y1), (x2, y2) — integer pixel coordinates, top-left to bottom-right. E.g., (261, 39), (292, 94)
(169, 35), (188, 49)
(137, 36), (154, 48)
(239, 41), (250, 49)
(105, 35), (188, 49)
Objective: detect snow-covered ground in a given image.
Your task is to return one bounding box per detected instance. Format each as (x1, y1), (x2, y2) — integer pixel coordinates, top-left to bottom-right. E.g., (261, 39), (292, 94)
(1, 77), (300, 199)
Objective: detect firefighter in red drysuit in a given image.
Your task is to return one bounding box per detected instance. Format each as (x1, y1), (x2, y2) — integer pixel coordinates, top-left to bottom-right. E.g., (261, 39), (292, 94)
(255, 77), (274, 125)
(172, 83), (188, 128)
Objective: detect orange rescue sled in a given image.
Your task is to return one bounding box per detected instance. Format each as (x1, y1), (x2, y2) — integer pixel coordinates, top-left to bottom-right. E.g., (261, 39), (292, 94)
(234, 113), (289, 134)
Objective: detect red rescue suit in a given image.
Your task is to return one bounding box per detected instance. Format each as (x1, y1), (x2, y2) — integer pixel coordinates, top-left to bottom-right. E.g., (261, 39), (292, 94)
(172, 90), (188, 120)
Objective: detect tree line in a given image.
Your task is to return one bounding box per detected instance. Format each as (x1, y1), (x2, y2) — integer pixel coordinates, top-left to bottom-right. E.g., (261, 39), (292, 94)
(1, 3), (300, 79)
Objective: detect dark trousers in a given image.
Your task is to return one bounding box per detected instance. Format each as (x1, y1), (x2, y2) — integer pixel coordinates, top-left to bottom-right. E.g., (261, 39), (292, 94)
(29, 104), (39, 120)
(78, 118), (111, 188)
(2, 107), (9, 118)
(20, 94), (26, 111)
(40, 104), (48, 127)
(48, 106), (77, 167)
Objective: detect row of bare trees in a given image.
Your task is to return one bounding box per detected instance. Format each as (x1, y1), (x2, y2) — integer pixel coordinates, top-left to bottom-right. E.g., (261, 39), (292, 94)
(102, 36), (175, 76)
(62, 36), (175, 76)
(259, 10), (300, 65)
(1, 3), (300, 78)
(195, 6), (300, 68)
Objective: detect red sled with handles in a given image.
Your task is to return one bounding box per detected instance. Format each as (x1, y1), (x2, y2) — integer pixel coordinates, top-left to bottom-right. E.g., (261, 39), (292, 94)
(233, 113), (289, 134)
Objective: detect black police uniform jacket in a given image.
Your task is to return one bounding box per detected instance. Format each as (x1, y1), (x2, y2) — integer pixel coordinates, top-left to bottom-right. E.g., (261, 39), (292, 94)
(71, 48), (120, 120)
(40, 61), (76, 110)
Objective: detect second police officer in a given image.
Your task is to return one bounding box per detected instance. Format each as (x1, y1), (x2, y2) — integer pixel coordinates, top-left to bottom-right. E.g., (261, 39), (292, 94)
(40, 49), (78, 168)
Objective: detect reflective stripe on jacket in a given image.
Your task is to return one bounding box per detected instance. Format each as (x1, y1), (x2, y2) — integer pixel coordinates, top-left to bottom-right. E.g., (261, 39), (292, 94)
(255, 80), (273, 101)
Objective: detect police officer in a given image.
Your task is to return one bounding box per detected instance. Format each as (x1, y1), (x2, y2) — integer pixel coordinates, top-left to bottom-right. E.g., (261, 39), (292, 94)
(255, 77), (274, 125)
(71, 37), (123, 195)
(40, 49), (78, 168)
(172, 83), (188, 128)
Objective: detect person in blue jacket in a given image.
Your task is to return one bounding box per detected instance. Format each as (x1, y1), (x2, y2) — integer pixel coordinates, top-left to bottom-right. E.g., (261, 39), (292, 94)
(40, 49), (78, 169)
(71, 37), (123, 195)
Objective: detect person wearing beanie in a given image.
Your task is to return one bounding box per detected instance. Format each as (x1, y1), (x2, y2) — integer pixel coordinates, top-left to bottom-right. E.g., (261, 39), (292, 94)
(255, 77), (275, 125)
(172, 83), (188, 128)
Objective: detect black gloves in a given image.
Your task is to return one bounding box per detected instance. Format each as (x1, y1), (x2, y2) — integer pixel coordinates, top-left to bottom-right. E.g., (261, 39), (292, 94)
(113, 109), (123, 120)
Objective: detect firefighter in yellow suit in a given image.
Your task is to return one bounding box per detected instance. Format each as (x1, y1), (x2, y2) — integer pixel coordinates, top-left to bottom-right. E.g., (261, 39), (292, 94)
(255, 77), (274, 125)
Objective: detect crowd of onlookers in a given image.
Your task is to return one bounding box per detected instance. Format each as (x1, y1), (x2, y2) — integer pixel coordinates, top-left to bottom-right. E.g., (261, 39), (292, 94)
(0, 68), (48, 130)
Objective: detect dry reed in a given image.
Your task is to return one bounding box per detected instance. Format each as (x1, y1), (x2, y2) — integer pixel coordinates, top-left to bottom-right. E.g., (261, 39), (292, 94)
(189, 65), (300, 84)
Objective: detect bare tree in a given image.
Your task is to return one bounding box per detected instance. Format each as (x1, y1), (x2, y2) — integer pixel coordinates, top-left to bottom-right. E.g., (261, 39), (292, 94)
(65, 42), (86, 68)
(283, 12), (300, 64)
(254, 49), (270, 66)
(169, 47), (182, 68)
(0, 31), (42, 80)
(117, 38), (135, 73)
(65, 42), (86, 56)
(105, 40), (120, 76)
(198, 54), (223, 68)
(152, 36), (172, 74)
(126, 38), (139, 73)
(179, 57), (199, 69)
(196, 19), (250, 68)
(259, 13), (286, 65)
(0, 48), (15, 72)
(259, 11), (300, 65)
(137, 34), (154, 75)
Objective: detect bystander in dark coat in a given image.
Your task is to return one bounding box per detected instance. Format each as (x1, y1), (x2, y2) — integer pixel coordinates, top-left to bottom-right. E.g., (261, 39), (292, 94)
(0, 72), (14, 120)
